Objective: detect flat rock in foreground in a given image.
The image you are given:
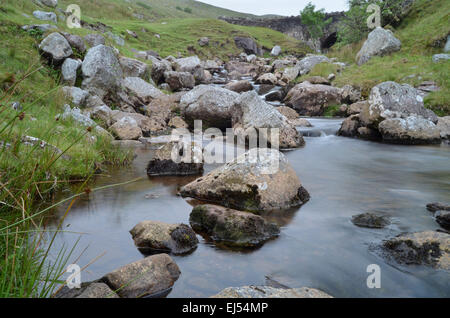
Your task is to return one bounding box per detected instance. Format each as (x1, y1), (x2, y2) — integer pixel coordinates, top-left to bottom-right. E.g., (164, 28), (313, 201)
(130, 221), (198, 255)
(54, 282), (119, 298)
(180, 148), (310, 213)
(190, 204), (280, 248)
(382, 231), (450, 270)
(212, 286), (333, 298)
(102, 254), (181, 298)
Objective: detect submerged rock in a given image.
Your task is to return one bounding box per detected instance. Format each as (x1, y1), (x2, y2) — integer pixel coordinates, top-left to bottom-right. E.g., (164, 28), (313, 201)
(351, 213), (390, 229)
(189, 204), (280, 248)
(102, 254), (181, 298)
(147, 140), (203, 176)
(130, 221), (198, 255)
(180, 148), (310, 213)
(382, 231), (450, 270)
(212, 286), (333, 298)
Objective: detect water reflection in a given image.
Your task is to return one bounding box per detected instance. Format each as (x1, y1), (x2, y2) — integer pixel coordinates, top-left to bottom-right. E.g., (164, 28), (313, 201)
(44, 118), (450, 298)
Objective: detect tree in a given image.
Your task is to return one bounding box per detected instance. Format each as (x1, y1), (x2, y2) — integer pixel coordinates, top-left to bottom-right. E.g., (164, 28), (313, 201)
(337, 0), (405, 45)
(300, 2), (332, 39)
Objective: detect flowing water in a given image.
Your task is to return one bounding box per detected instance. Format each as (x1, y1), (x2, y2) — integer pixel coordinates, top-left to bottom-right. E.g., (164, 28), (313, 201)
(44, 116), (450, 298)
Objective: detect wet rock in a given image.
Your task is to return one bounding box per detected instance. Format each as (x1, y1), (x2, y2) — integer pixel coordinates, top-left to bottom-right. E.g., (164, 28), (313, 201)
(382, 231), (450, 270)
(427, 202), (450, 212)
(119, 57), (150, 79)
(179, 85), (239, 130)
(435, 211), (450, 230)
(224, 80), (253, 93)
(84, 34), (106, 47)
(190, 204), (280, 248)
(81, 45), (123, 100)
(180, 148), (310, 213)
(356, 27), (401, 65)
(109, 116), (142, 140)
(212, 286), (333, 298)
(121, 77), (164, 105)
(232, 91), (305, 149)
(296, 55), (331, 76)
(130, 221), (198, 255)
(61, 33), (86, 54)
(351, 213), (390, 229)
(338, 115), (360, 137)
(368, 81), (438, 124)
(164, 71), (195, 91)
(255, 73), (278, 85)
(347, 101), (367, 116)
(61, 58), (81, 86)
(54, 282), (119, 298)
(147, 140), (203, 176)
(285, 81), (342, 116)
(33, 11), (57, 23)
(39, 32), (73, 65)
(437, 116), (450, 140)
(265, 91), (283, 102)
(271, 45), (282, 57)
(234, 37), (261, 55)
(102, 254), (181, 298)
(378, 116), (441, 145)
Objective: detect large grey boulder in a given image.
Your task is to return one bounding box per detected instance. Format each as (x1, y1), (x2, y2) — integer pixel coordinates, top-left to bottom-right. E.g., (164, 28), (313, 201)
(367, 82), (438, 124)
(119, 57), (150, 79)
(234, 37), (261, 55)
(356, 27), (401, 65)
(296, 55), (331, 76)
(190, 205), (280, 248)
(149, 57), (172, 84)
(281, 67), (300, 83)
(271, 45), (282, 57)
(180, 148), (310, 213)
(39, 32), (73, 64)
(33, 11), (57, 23)
(173, 56), (204, 84)
(285, 81), (342, 116)
(109, 116), (142, 140)
(232, 91), (305, 149)
(378, 116), (441, 145)
(121, 77), (164, 104)
(130, 221), (198, 255)
(61, 58), (81, 86)
(212, 286), (332, 298)
(147, 140), (203, 176)
(383, 231), (450, 270)
(255, 73), (278, 85)
(163, 71), (195, 91)
(102, 254), (181, 298)
(179, 85), (239, 129)
(81, 45), (123, 99)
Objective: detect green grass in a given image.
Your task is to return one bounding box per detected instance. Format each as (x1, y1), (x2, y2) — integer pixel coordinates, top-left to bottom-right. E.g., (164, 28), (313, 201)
(327, 0), (450, 115)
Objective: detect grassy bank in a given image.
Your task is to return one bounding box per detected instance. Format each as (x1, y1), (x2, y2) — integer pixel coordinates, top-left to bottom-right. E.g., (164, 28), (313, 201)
(327, 0), (449, 116)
